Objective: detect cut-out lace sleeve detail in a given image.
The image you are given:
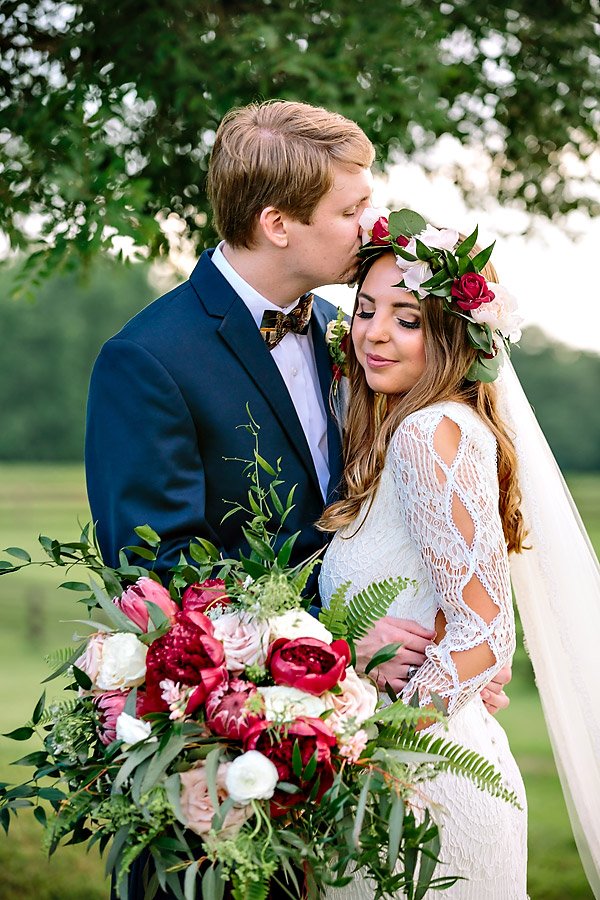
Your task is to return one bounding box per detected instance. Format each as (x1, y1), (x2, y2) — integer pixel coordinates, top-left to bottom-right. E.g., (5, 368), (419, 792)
(390, 403), (515, 717)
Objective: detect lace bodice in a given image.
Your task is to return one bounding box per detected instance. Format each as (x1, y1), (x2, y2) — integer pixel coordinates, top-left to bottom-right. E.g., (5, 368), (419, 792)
(320, 400), (515, 718)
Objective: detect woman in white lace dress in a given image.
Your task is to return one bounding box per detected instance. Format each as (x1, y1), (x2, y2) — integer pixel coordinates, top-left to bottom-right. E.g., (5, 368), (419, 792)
(319, 211), (528, 899)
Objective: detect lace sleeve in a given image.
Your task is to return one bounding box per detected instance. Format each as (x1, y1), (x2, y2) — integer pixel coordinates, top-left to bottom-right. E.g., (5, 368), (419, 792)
(390, 405), (515, 717)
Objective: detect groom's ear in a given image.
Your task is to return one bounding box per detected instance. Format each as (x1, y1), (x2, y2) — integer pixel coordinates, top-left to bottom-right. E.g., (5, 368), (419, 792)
(258, 206), (289, 248)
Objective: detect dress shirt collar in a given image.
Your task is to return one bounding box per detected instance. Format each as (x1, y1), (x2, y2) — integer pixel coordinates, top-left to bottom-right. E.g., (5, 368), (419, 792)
(212, 242), (300, 329)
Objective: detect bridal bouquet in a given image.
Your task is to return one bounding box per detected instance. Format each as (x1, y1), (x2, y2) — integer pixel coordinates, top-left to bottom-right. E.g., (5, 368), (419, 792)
(1, 425), (518, 900)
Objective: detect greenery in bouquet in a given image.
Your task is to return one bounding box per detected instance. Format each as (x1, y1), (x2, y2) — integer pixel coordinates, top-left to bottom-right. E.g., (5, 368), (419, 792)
(0, 418), (520, 900)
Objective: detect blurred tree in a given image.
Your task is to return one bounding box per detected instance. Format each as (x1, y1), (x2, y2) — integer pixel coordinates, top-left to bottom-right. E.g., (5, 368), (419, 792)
(0, 0), (598, 294)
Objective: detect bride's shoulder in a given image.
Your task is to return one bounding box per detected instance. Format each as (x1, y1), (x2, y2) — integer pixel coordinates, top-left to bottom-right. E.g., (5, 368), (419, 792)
(390, 401), (494, 456)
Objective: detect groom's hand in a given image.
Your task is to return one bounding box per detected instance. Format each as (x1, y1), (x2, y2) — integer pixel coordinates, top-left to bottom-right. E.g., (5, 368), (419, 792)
(355, 617), (436, 693)
(481, 664), (512, 715)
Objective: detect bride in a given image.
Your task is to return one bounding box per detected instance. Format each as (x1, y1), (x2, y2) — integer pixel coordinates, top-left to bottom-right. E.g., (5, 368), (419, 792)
(319, 210), (531, 898)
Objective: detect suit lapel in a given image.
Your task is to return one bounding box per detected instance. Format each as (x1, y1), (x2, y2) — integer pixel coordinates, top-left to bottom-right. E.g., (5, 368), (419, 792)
(311, 300), (344, 501)
(191, 252), (321, 493)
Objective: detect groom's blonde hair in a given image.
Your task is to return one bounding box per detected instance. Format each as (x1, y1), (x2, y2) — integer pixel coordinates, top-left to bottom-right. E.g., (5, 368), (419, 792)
(207, 100), (375, 247)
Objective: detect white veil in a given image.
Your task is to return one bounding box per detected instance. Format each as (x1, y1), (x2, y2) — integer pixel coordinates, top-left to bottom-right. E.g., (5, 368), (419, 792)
(498, 357), (600, 897)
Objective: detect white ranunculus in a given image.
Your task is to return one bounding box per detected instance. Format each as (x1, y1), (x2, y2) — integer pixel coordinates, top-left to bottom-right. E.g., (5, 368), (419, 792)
(470, 283), (523, 341)
(417, 224), (459, 252)
(95, 632), (147, 691)
(225, 750), (279, 804)
(268, 609), (333, 644)
(358, 206), (391, 244)
(258, 685), (327, 722)
(115, 712), (156, 746)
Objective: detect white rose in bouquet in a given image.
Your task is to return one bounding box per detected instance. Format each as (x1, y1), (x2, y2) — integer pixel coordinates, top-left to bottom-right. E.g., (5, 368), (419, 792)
(268, 609), (332, 644)
(225, 751), (279, 804)
(115, 712), (156, 746)
(95, 633), (148, 691)
(258, 685), (327, 723)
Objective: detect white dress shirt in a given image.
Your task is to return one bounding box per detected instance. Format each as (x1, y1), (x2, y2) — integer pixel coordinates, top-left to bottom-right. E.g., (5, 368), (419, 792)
(211, 244), (330, 499)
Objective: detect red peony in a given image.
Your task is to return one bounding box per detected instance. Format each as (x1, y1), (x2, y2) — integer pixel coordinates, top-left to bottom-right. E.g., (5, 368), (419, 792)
(143, 610), (226, 715)
(451, 273), (495, 311)
(182, 579), (230, 615)
(268, 637), (351, 696)
(371, 216), (391, 245)
(244, 717), (337, 809)
(205, 678), (261, 740)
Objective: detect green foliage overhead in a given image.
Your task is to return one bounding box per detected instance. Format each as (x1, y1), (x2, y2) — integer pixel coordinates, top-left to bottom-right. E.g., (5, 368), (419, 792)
(0, 0), (599, 290)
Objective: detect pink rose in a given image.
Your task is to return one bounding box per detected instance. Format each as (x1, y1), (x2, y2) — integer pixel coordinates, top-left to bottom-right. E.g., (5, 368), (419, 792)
(205, 678), (261, 740)
(114, 577), (178, 632)
(182, 579), (230, 615)
(74, 633), (106, 683)
(451, 273), (495, 311)
(213, 612), (269, 674)
(323, 667), (378, 735)
(180, 762), (251, 836)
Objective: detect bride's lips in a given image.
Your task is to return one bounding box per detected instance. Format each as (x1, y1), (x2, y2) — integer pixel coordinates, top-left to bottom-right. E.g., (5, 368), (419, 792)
(366, 353), (397, 369)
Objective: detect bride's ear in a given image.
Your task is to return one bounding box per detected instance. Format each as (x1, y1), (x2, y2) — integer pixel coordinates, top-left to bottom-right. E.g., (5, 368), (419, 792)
(258, 207), (289, 249)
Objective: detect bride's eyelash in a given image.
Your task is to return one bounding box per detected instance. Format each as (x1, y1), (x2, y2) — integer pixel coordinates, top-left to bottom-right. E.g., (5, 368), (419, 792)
(398, 318), (420, 330)
(356, 309), (420, 330)
(356, 310), (374, 319)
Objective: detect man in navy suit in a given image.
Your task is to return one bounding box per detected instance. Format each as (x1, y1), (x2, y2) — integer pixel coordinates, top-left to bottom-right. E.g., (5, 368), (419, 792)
(85, 100), (509, 898)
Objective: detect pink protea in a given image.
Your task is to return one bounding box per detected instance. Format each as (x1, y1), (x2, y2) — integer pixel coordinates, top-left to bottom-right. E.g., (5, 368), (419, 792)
(114, 577), (178, 632)
(205, 678), (260, 740)
(95, 690), (128, 745)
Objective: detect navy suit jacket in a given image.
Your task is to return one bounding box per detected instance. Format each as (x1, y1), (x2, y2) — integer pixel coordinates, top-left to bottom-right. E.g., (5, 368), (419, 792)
(85, 250), (343, 593)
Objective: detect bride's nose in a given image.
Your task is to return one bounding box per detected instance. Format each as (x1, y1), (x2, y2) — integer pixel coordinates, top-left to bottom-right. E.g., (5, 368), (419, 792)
(365, 313), (389, 343)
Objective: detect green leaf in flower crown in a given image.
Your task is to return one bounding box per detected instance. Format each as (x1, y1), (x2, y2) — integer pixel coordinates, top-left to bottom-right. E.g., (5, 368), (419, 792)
(470, 241), (496, 272)
(466, 353), (501, 383)
(466, 321), (494, 354)
(394, 245), (417, 262)
(455, 226), (479, 258)
(420, 268), (452, 291)
(444, 250), (459, 277)
(388, 209), (426, 240)
(414, 238), (436, 262)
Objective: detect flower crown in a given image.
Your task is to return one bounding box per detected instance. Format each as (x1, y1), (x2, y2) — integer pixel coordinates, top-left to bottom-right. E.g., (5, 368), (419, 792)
(358, 207), (523, 383)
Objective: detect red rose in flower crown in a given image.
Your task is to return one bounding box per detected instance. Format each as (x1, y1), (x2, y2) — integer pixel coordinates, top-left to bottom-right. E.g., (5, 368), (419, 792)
(143, 609), (226, 715)
(371, 216), (391, 245)
(244, 716), (337, 809)
(451, 273), (495, 311)
(205, 678), (261, 740)
(268, 637), (351, 696)
(182, 578), (230, 615)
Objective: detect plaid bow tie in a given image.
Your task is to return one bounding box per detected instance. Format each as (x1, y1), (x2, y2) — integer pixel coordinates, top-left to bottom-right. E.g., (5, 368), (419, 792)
(259, 293), (313, 351)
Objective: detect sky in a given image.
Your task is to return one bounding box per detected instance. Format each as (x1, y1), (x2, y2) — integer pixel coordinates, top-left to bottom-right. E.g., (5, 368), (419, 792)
(318, 156), (600, 356)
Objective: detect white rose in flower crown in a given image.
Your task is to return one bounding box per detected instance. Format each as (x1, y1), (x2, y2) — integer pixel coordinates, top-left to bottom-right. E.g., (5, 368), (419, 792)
(322, 667), (378, 735)
(258, 685), (327, 722)
(213, 612), (269, 674)
(359, 206), (391, 244)
(470, 283), (523, 342)
(115, 712), (156, 746)
(268, 608), (333, 644)
(225, 750), (279, 804)
(417, 224), (460, 252)
(95, 633), (147, 691)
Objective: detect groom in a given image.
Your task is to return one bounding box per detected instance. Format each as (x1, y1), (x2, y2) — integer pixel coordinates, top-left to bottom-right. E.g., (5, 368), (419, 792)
(86, 99), (510, 896)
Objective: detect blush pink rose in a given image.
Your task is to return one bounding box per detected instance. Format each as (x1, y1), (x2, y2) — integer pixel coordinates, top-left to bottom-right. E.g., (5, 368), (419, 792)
(180, 762), (251, 836)
(74, 633), (106, 683)
(213, 612), (269, 674)
(114, 577), (178, 632)
(323, 667), (378, 735)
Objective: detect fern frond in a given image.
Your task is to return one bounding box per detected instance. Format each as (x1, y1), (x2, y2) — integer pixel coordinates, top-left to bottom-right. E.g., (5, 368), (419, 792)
(44, 646), (79, 671)
(379, 728), (521, 806)
(291, 557), (320, 595)
(318, 581), (350, 638)
(345, 577), (412, 641)
(36, 697), (81, 727)
(369, 699), (446, 729)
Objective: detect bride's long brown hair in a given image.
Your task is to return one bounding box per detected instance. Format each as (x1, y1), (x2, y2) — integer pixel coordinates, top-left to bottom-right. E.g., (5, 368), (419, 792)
(319, 248), (527, 554)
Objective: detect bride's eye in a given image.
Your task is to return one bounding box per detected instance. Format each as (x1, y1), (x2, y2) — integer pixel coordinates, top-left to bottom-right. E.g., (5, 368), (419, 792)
(356, 309), (374, 319)
(397, 317), (420, 330)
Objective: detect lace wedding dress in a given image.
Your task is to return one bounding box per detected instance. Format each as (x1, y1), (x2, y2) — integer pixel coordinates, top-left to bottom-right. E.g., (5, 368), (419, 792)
(319, 401), (528, 899)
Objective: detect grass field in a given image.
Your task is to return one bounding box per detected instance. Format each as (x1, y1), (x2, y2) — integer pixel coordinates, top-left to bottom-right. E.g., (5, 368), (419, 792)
(0, 465), (597, 899)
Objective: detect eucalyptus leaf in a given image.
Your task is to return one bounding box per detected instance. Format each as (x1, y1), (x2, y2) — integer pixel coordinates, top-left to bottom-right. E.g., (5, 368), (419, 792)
(388, 209), (426, 239)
